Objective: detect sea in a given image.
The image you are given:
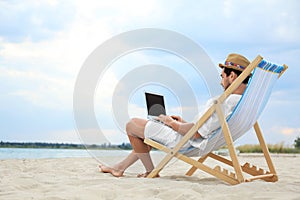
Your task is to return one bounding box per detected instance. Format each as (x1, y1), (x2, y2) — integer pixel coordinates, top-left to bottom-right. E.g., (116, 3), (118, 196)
(0, 148), (134, 160)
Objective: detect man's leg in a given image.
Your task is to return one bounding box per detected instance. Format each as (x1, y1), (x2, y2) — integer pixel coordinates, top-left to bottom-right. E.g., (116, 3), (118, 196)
(100, 118), (155, 177)
(126, 118), (156, 176)
(99, 151), (138, 177)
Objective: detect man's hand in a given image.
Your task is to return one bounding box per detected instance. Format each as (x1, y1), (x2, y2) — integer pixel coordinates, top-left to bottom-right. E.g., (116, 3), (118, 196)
(170, 115), (183, 122)
(157, 114), (174, 125)
(157, 115), (181, 131)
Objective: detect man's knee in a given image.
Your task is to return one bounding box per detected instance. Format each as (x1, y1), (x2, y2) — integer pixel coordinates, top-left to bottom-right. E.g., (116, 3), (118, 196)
(126, 118), (145, 134)
(126, 118), (138, 133)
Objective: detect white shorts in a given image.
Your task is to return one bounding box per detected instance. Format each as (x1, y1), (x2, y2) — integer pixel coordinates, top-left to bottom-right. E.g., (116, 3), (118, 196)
(144, 120), (191, 149)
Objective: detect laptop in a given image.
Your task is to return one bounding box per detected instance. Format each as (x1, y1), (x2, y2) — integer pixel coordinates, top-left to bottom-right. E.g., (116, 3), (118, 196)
(145, 92), (166, 120)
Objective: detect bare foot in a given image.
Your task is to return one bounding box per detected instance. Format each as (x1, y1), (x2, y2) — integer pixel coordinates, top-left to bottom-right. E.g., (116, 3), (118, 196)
(137, 172), (160, 178)
(98, 165), (124, 177)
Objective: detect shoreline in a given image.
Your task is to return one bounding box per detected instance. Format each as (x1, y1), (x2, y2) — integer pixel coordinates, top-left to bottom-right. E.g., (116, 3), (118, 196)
(1, 150), (299, 161)
(2, 144), (299, 160)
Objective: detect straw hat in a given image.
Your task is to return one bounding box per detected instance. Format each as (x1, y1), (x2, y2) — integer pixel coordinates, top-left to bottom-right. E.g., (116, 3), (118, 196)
(219, 53), (250, 71)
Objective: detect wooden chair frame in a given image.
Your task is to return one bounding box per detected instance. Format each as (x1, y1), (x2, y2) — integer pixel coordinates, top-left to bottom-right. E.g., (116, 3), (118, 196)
(144, 55), (288, 185)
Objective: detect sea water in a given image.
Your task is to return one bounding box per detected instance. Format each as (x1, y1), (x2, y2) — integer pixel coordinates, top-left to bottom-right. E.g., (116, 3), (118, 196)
(0, 148), (132, 159)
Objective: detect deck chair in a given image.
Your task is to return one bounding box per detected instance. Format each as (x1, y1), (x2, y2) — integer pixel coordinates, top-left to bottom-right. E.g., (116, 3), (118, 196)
(144, 55), (288, 185)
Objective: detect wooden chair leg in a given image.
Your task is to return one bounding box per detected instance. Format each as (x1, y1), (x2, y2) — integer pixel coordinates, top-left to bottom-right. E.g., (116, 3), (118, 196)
(253, 122), (278, 181)
(215, 102), (245, 183)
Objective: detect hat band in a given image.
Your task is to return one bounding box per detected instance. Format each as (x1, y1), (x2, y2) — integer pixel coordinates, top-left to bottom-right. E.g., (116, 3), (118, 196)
(224, 61), (245, 70)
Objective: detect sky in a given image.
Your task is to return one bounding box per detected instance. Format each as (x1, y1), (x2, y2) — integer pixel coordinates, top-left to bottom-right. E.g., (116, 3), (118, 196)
(0, 0), (299, 147)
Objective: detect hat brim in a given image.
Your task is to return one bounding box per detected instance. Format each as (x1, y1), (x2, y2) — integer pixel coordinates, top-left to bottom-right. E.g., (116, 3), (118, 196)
(219, 63), (244, 71)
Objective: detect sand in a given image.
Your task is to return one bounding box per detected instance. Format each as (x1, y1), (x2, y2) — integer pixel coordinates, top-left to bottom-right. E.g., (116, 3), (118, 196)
(0, 153), (299, 200)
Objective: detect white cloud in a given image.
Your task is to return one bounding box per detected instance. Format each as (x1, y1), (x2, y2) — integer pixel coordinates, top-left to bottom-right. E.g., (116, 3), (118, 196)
(0, 67), (73, 110)
(182, 0), (300, 45)
(0, 0), (75, 42)
(128, 103), (146, 118)
(0, 0), (167, 112)
(47, 129), (81, 143)
(223, 0), (233, 18)
(266, 126), (300, 145)
(280, 127), (300, 136)
(94, 69), (123, 134)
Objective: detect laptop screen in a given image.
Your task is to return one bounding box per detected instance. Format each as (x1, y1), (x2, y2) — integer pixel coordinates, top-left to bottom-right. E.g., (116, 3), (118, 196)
(145, 92), (166, 116)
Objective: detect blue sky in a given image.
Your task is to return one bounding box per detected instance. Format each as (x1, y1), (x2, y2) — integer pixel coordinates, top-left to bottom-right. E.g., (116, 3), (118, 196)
(0, 0), (299, 146)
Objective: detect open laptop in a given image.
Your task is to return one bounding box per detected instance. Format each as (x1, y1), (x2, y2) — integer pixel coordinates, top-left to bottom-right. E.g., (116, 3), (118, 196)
(145, 92), (166, 120)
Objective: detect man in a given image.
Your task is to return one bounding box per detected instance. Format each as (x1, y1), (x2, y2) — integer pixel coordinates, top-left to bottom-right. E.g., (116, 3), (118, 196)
(99, 53), (251, 177)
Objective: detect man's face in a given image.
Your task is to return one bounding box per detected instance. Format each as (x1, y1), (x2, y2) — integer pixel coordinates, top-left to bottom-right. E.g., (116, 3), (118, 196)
(220, 69), (231, 90)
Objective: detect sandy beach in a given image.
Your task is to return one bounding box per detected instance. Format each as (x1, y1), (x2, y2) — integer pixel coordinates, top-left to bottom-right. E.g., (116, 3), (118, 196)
(0, 153), (299, 200)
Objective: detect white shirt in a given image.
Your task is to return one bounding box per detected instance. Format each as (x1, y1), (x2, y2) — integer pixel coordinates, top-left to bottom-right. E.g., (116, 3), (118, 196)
(189, 94), (241, 150)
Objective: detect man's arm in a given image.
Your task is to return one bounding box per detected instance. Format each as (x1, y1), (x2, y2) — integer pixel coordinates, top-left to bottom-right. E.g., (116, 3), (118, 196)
(170, 121), (201, 139)
(157, 115), (202, 139)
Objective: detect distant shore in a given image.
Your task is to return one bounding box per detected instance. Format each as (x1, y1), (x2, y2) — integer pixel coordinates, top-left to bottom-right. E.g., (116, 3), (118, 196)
(0, 141), (132, 150)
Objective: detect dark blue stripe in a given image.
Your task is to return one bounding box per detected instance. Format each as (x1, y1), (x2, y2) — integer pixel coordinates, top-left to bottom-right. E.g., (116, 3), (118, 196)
(258, 60), (284, 73)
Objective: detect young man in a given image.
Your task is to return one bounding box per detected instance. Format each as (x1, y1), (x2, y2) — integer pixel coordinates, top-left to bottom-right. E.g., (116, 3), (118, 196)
(99, 53), (251, 177)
